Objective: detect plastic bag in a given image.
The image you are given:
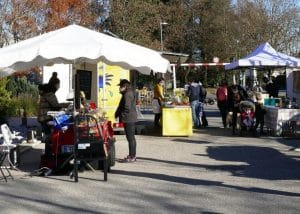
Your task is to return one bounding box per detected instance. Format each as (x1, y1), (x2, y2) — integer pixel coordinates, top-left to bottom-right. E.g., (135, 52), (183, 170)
(152, 99), (161, 114)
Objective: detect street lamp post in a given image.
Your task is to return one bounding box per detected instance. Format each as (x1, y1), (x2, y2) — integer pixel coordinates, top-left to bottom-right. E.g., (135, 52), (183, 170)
(160, 21), (168, 52)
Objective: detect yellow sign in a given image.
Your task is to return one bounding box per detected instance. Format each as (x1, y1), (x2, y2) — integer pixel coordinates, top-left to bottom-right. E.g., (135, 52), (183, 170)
(98, 62), (130, 123)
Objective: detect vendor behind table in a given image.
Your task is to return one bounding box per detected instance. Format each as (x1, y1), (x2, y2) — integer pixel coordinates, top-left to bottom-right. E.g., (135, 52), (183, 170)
(152, 77), (165, 127)
(37, 83), (71, 155)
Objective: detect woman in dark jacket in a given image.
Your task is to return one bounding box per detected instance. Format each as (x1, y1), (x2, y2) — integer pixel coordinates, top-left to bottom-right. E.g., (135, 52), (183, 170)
(38, 84), (66, 134)
(37, 83), (69, 155)
(115, 79), (138, 162)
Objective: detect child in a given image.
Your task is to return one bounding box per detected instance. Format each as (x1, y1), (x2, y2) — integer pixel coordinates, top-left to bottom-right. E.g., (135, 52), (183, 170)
(241, 106), (255, 130)
(254, 92), (266, 135)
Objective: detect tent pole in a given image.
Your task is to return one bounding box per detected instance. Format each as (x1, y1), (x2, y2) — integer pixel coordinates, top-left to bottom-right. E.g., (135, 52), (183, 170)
(103, 64), (106, 110)
(172, 64), (176, 91)
(285, 66), (287, 98)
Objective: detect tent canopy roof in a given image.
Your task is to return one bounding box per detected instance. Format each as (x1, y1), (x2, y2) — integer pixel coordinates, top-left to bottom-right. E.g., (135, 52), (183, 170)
(225, 42), (300, 70)
(0, 24), (170, 76)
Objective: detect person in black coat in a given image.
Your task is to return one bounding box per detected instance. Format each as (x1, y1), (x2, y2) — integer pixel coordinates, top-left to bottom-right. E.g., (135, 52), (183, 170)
(115, 79), (138, 162)
(48, 72), (60, 93)
(228, 84), (248, 135)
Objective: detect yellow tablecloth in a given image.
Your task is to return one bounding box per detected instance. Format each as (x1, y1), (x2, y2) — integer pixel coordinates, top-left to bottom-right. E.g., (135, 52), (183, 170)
(162, 107), (193, 136)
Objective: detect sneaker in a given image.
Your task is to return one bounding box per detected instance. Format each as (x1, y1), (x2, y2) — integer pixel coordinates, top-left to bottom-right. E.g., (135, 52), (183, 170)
(121, 156), (136, 163)
(129, 156), (136, 162)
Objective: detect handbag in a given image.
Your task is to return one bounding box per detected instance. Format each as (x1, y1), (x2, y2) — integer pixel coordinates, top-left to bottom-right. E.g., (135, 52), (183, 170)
(152, 99), (161, 114)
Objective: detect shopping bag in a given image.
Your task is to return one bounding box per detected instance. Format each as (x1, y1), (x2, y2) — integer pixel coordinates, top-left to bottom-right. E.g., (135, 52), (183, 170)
(152, 99), (161, 114)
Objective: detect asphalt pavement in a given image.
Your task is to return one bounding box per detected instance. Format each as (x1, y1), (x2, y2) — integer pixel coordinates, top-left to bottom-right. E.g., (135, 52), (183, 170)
(1, 104), (300, 214)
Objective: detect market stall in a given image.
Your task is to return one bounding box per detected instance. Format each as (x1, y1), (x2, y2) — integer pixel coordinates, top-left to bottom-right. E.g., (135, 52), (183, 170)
(225, 42), (300, 137)
(0, 24), (170, 180)
(159, 88), (193, 136)
(264, 105), (300, 136)
(225, 42), (300, 89)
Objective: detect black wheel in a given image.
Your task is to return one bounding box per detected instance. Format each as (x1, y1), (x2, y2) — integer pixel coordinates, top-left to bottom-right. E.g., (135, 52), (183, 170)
(209, 99), (215, 105)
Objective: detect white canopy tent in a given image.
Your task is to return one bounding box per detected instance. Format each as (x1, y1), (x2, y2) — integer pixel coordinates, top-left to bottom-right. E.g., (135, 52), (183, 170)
(0, 24), (170, 76)
(225, 42), (300, 70)
(225, 43), (300, 103)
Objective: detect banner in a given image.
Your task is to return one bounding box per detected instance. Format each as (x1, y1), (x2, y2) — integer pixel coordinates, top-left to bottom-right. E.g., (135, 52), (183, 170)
(98, 62), (130, 123)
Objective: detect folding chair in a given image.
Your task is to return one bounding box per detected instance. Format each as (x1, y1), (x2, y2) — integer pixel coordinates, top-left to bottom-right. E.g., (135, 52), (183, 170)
(1, 124), (23, 169)
(0, 149), (13, 182)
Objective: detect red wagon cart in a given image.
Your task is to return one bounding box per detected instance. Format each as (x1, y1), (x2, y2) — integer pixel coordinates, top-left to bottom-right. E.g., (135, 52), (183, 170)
(39, 112), (115, 181)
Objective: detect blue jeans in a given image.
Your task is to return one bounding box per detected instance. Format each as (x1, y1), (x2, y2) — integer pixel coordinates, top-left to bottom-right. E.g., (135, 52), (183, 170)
(190, 100), (200, 128)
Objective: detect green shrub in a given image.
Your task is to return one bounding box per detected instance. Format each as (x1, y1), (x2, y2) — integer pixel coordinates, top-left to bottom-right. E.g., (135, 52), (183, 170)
(4, 76), (39, 117)
(6, 76), (39, 97)
(16, 93), (39, 117)
(0, 77), (39, 118)
(0, 78), (13, 121)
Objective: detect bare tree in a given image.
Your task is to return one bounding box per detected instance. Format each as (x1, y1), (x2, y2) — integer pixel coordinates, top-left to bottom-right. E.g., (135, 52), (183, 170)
(4, 0), (44, 43)
(44, 0), (102, 31)
(0, 0), (10, 47)
(0, 0), (108, 46)
(234, 0), (299, 55)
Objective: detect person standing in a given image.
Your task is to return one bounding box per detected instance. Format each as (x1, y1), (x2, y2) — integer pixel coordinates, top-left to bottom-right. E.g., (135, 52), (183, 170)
(199, 82), (208, 127)
(115, 79), (138, 162)
(266, 76), (279, 98)
(187, 79), (201, 128)
(216, 79), (228, 128)
(228, 84), (248, 135)
(152, 77), (165, 127)
(37, 83), (69, 155)
(48, 72), (60, 93)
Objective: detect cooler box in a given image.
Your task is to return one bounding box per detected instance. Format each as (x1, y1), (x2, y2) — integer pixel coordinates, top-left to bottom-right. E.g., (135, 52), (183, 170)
(264, 98), (282, 107)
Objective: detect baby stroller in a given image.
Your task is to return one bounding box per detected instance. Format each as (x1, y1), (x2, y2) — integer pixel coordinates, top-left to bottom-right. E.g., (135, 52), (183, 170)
(239, 100), (255, 136)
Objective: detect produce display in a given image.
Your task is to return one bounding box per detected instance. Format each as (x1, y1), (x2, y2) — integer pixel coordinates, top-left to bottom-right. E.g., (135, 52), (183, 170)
(164, 88), (189, 107)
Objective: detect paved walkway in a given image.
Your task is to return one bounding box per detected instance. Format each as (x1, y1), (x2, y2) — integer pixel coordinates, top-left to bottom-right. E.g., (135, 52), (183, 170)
(1, 104), (300, 214)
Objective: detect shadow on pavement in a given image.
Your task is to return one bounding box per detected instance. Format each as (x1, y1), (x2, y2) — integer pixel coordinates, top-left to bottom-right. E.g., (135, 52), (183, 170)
(207, 145), (300, 180)
(0, 190), (105, 214)
(275, 137), (300, 150)
(138, 157), (247, 171)
(171, 138), (211, 144)
(111, 169), (300, 197)
(192, 126), (230, 136)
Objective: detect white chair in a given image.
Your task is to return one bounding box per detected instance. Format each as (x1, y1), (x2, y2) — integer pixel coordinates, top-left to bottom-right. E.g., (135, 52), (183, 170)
(1, 124), (23, 145)
(0, 151), (11, 182)
(0, 124), (23, 181)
